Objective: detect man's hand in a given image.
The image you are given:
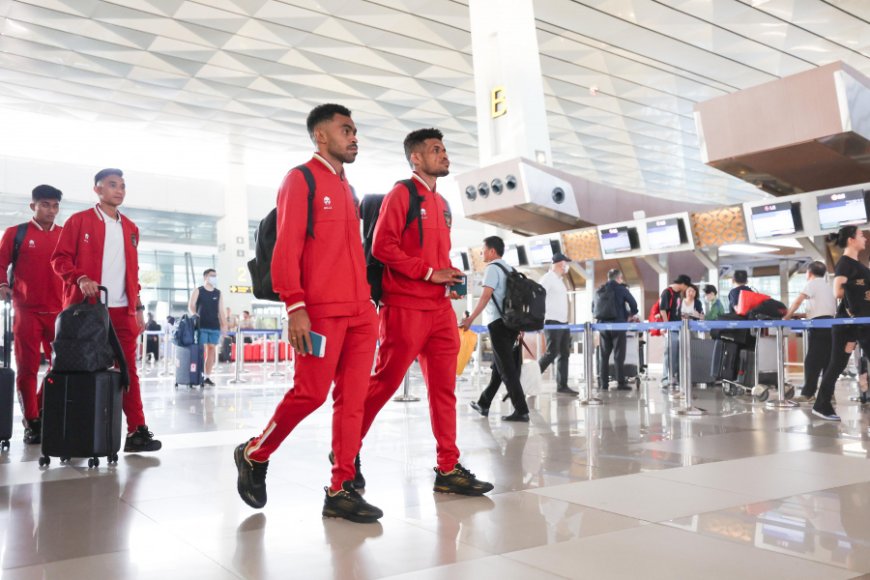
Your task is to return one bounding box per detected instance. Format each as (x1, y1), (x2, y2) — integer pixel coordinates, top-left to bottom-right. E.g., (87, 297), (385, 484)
(430, 269), (463, 285)
(288, 308), (312, 356)
(449, 290), (462, 300)
(459, 317), (472, 331)
(0, 286), (11, 301)
(78, 276), (99, 298)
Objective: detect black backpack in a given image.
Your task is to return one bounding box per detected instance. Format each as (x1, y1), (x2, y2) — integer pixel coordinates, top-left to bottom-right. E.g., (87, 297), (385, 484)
(171, 314), (198, 346)
(362, 179), (451, 303)
(747, 298), (787, 320)
(593, 283), (620, 321)
(51, 286), (129, 387)
(6, 222), (29, 288)
(489, 262), (546, 331)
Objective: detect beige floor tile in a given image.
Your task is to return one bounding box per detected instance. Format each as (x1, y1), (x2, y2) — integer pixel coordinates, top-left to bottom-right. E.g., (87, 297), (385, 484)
(381, 555), (566, 580)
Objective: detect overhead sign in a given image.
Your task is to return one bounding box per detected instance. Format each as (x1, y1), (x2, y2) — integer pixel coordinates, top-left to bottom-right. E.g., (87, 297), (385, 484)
(229, 285), (253, 294)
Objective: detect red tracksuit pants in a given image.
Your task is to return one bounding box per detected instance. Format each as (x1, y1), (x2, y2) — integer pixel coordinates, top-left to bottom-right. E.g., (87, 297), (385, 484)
(246, 306), (377, 490)
(109, 308), (146, 433)
(13, 308), (57, 421)
(361, 303), (461, 472)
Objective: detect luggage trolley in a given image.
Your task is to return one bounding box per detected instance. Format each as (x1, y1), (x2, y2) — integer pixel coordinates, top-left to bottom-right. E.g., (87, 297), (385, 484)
(720, 327), (795, 401)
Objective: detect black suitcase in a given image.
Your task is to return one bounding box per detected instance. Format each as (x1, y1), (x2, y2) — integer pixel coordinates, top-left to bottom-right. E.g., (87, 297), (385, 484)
(713, 340), (739, 381)
(39, 370), (123, 467)
(218, 335), (232, 363)
(690, 338), (720, 384)
(175, 343), (204, 388)
(735, 350), (777, 387)
(0, 299), (14, 451)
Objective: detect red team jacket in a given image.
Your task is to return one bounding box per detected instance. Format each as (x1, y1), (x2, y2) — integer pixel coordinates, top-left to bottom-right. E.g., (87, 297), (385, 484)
(51, 206), (142, 314)
(373, 174), (454, 311)
(0, 220), (64, 312)
(271, 155), (371, 318)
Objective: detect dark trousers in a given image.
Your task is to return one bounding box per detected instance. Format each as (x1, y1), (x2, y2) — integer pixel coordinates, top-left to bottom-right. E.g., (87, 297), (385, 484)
(538, 323), (570, 390)
(815, 324), (870, 411)
(478, 319), (528, 414)
(599, 329), (627, 387)
(801, 320), (831, 397)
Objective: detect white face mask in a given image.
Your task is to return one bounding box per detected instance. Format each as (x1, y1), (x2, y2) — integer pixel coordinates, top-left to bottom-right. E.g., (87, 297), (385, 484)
(208, 276), (217, 285)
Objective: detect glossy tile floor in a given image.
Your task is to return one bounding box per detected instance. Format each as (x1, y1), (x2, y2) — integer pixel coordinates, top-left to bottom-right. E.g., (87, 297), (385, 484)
(3, 359), (870, 579)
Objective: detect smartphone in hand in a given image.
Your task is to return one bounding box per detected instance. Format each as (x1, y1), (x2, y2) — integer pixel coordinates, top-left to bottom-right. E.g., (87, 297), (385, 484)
(451, 274), (467, 297)
(309, 331), (327, 358)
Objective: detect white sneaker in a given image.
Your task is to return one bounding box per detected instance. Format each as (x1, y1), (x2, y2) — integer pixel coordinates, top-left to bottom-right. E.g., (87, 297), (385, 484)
(811, 409), (841, 421)
(792, 395), (814, 404)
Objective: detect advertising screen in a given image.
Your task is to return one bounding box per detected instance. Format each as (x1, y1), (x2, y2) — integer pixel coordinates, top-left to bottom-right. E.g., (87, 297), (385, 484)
(750, 202), (798, 238)
(647, 218), (683, 250)
(816, 189), (867, 230)
(600, 226), (632, 255)
(527, 239), (553, 265)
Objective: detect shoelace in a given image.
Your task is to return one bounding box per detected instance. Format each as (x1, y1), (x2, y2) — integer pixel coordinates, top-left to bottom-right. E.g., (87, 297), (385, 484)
(251, 461), (269, 483)
(452, 463), (476, 479)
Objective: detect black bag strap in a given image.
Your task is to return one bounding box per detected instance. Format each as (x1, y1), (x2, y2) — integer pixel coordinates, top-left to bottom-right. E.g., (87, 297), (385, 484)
(92, 286), (130, 389)
(397, 179), (424, 247)
(488, 261), (515, 317)
(8, 222), (29, 288)
(296, 164), (317, 239)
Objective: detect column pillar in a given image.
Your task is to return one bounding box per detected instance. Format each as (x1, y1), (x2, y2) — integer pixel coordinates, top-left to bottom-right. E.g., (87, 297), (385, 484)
(216, 140), (253, 314)
(469, 0), (551, 166)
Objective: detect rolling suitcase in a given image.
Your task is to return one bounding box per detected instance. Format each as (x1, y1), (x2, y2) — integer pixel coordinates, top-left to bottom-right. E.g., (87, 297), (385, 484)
(39, 370), (123, 468)
(175, 343), (204, 388)
(690, 337), (720, 384)
(713, 339), (739, 381)
(0, 298), (14, 451)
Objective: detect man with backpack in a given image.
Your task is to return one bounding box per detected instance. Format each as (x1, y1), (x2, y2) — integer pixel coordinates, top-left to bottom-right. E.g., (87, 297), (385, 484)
(51, 168), (161, 453)
(357, 128), (493, 496)
(234, 104), (383, 524)
(0, 185), (64, 444)
(461, 235), (531, 422)
(593, 269), (638, 391)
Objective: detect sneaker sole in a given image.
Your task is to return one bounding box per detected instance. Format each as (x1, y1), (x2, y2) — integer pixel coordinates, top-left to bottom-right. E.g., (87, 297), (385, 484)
(811, 409), (841, 422)
(433, 485), (494, 496)
(234, 446), (266, 509)
(322, 509), (382, 524)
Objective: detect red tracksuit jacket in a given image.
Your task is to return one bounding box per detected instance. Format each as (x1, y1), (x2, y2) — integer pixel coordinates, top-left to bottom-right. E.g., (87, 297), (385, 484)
(51, 206), (141, 314)
(271, 154), (370, 318)
(0, 220), (63, 312)
(373, 173), (453, 310)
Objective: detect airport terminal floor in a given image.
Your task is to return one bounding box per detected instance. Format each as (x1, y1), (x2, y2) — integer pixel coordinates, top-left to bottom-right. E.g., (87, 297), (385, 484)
(3, 358), (870, 580)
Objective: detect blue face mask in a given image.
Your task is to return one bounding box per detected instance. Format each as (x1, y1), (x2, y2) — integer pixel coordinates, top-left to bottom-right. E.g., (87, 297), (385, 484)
(208, 276), (217, 285)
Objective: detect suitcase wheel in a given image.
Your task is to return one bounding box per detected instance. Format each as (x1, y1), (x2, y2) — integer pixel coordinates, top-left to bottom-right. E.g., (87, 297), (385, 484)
(60, 457), (70, 464)
(109, 453), (119, 464)
(88, 457), (100, 469)
(0, 439), (8, 451)
(753, 387), (770, 402)
(785, 385), (795, 400)
(38, 456), (49, 467)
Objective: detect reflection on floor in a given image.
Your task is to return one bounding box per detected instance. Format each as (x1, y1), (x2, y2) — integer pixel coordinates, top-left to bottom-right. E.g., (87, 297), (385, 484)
(2, 361), (870, 579)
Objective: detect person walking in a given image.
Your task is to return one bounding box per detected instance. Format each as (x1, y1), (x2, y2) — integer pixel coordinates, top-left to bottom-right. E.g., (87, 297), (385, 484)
(537, 253), (578, 396)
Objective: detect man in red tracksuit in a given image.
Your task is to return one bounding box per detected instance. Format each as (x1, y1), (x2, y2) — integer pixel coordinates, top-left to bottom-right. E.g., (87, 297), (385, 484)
(359, 128), (494, 496)
(0, 185), (64, 444)
(234, 104), (382, 524)
(51, 168), (161, 453)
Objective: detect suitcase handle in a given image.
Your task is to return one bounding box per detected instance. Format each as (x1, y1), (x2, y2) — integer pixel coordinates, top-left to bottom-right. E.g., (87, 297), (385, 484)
(3, 296), (10, 369)
(78, 285), (109, 306)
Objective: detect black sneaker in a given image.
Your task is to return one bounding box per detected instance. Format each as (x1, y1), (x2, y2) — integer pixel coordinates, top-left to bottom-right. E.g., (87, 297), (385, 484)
(23, 418), (41, 445)
(433, 463), (494, 496)
(124, 425), (162, 452)
(470, 401), (489, 417)
(322, 481), (383, 523)
(328, 451), (365, 489)
(203, 377), (215, 386)
(234, 439), (269, 508)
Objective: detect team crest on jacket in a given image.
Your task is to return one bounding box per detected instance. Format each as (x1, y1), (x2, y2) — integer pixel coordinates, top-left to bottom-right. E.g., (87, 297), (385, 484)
(84, 233), (90, 243)
(420, 208), (428, 219)
(131, 234), (138, 247)
(323, 196), (333, 210)
(28, 240), (35, 248)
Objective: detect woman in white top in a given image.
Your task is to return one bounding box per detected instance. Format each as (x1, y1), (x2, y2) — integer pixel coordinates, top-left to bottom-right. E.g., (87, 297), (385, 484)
(783, 261), (837, 403)
(679, 284), (704, 320)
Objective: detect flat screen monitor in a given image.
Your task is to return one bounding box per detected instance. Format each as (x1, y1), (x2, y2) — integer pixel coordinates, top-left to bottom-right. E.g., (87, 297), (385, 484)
(600, 226), (637, 255)
(646, 218), (687, 250)
(549, 238), (562, 255)
(816, 189), (869, 230)
(527, 238), (554, 265)
(449, 250), (469, 271)
(503, 244), (528, 267)
(750, 202), (802, 238)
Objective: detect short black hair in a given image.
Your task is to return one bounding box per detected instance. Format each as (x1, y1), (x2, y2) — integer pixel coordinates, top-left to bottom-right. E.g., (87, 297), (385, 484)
(607, 269), (621, 281)
(203, 268), (216, 278)
(808, 261), (827, 278)
(306, 104), (352, 138)
(733, 269), (748, 284)
(483, 235), (505, 257)
(94, 168), (123, 186)
(703, 284), (717, 296)
(404, 128), (444, 165)
(32, 184), (62, 201)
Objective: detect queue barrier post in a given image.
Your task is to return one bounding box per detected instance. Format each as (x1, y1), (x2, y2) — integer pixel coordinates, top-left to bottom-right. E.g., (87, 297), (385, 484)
(228, 325), (247, 384)
(158, 331), (171, 376)
(269, 331), (285, 378)
(766, 324), (798, 409)
(580, 322), (603, 406)
(851, 342), (865, 402)
(393, 365), (420, 402)
(672, 317), (706, 416)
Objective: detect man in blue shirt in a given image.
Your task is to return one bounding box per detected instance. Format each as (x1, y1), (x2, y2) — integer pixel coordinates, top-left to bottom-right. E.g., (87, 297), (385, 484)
(594, 269), (638, 390)
(728, 270), (751, 313)
(460, 236), (529, 422)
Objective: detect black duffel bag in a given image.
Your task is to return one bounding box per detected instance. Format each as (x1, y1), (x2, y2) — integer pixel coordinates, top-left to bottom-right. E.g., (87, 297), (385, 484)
(52, 286), (129, 387)
(710, 312), (756, 348)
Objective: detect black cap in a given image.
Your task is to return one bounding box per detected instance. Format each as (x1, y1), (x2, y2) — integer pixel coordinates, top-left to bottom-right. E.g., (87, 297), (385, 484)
(672, 274), (692, 286)
(552, 252), (571, 263)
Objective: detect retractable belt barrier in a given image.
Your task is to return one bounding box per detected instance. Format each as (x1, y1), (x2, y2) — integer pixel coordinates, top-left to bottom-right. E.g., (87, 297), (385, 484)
(468, 316), (870, 414)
